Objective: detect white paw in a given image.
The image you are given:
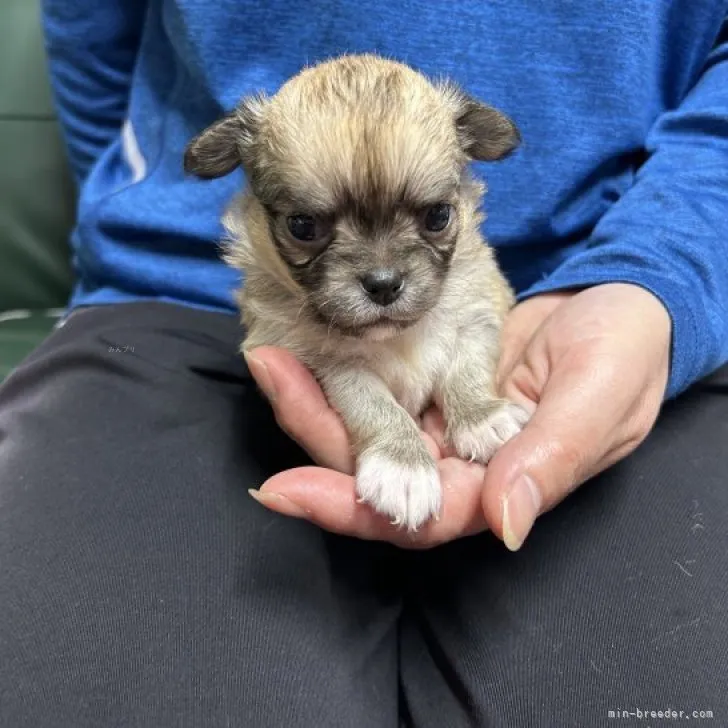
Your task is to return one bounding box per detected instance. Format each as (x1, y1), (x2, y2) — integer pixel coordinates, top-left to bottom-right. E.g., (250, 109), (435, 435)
(449, 401), (531, 464)
(355, 451), (441, 532)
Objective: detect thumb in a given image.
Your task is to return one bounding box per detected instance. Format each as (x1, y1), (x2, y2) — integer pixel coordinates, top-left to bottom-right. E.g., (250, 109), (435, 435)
(483, 354), (623, 551)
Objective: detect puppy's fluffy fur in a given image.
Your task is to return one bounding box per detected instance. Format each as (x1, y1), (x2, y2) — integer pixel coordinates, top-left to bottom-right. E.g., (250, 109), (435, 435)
(185, 54), (529, 530)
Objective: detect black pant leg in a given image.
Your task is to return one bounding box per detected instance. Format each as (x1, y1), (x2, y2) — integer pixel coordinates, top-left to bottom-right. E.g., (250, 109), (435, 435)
(402, 366), (728, 728)
(0, 303), (402, 728)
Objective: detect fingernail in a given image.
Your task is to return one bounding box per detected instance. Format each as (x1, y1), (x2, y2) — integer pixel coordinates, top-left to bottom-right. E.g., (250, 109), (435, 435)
(248, 489), (307, 519)
(244, 352), (276, 402)
(501, 474), (542, 551)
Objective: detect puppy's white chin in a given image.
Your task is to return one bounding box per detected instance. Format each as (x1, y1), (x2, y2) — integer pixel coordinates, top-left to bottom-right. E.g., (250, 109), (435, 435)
(361, 323), (403, 342)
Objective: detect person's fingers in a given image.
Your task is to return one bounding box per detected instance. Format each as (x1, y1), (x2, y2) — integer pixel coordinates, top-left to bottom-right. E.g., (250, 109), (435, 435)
(483, 348), (628, 551)
(250, 457), (489, 548)
(497, 293), (573, 386)
(488, 284), (672, 552)
(245, 346), (354, 473)
(420, 406), (454, 456)
(250, 468), (387, 537)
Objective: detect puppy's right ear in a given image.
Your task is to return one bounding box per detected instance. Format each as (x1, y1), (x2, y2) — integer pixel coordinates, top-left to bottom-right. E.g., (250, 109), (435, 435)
(184, 96), (267, 179)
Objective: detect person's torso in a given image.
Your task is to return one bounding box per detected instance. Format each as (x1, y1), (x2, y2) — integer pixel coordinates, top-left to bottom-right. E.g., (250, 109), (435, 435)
(70, 0), (727, 311)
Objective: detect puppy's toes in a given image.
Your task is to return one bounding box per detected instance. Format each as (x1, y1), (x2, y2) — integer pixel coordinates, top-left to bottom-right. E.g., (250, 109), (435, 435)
(448, 400), (530, 464)
(356, 450), (441, 532)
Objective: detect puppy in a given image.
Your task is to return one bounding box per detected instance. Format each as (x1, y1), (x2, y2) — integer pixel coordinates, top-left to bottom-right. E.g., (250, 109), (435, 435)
(185, 54), (529, 531)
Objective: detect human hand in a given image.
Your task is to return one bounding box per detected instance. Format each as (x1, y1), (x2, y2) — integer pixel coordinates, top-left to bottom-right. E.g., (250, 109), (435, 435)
(244, 349), (494, 548)
(246, 282), (671, 550)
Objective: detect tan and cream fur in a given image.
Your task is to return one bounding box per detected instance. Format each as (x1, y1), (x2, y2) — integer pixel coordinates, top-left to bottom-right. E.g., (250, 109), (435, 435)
(185, 54), (529, 531)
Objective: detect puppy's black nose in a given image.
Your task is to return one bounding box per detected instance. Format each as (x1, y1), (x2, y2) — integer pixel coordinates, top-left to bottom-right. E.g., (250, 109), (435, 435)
(360, 269), (405, 306)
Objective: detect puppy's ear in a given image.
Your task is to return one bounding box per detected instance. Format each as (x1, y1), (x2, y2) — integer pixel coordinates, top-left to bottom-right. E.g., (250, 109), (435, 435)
(440, 83), (521, 162)
(184, 96), (267, 179)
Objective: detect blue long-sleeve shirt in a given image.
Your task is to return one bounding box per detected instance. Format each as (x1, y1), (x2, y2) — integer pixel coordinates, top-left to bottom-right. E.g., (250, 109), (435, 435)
(42, 0), (728, 399)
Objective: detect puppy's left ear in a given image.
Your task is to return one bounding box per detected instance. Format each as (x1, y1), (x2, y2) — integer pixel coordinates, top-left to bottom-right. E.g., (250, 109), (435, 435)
(184, 96), (267, 179)
(441, 84), (521, 162)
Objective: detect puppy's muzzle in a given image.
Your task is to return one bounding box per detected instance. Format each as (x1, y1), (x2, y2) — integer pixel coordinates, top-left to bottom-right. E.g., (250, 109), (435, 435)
(359, 268), (405, 307)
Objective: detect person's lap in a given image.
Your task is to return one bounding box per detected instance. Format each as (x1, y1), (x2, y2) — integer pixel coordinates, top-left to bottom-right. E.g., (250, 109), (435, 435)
(0, 303), (402, 728)
(401, 370), (728, 726)
(0, 302), (725, 727)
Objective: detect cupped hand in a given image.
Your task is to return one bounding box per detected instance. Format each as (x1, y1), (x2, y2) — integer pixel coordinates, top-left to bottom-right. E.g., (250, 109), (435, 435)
(244, 347), (491, 547)
(245, 282), (671, 550)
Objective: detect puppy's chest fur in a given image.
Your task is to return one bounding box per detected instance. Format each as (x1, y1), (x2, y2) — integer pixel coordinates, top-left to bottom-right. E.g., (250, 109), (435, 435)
(342, 314), (455, 417)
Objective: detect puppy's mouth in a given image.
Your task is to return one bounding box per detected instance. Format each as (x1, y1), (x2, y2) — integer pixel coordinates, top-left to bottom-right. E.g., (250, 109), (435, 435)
(360, 321), (416, 342)
(342, 317), (414, 341)
(314, 308), (420, 340)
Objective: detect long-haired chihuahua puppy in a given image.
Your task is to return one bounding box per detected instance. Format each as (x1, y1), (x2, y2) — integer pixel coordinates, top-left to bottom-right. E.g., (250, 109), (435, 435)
(185, 54), (529, 531)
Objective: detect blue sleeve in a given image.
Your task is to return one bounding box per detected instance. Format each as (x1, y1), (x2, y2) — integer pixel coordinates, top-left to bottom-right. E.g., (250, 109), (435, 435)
(520, 19), (728, 400)
(41, 0), (149, 186)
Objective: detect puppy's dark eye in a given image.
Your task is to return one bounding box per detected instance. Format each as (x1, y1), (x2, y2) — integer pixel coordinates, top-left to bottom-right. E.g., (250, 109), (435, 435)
(424, 203), (452, 233)
(282, 212), (334, 252)
(287, 214), (319, 242)
(287, 214), (317, 241)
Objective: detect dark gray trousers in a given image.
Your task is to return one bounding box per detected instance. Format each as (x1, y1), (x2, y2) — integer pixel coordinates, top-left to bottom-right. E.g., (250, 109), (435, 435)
(1, 303), (726, 728)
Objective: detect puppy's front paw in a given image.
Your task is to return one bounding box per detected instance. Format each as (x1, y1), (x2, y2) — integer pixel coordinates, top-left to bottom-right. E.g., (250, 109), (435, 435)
(356, 448), (441, 532)
(448, 400), (530, 464)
